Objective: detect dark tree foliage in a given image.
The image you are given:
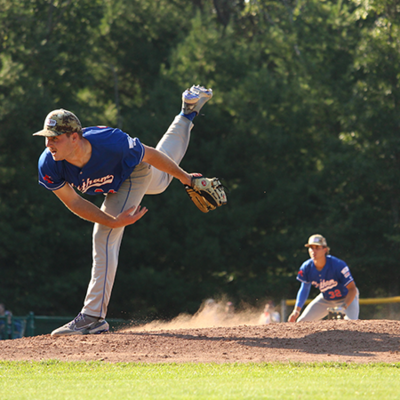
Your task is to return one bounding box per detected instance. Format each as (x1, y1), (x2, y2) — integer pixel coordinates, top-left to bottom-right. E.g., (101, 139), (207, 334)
(0, 0), (399, 319)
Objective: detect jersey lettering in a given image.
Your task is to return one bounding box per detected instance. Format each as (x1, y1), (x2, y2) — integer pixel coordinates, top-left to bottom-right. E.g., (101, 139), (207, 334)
(328, 289), (342, 299)
(311, 278), (338, 292)
(73, 175), (115, 193)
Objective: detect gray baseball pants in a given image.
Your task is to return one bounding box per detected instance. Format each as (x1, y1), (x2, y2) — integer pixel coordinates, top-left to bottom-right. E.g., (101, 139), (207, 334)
(297, 289), (360, 321)
(81, 115), (193, 319)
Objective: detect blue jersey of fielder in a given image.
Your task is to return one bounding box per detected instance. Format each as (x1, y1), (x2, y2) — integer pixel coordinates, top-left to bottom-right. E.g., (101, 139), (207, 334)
(296, 255), (354, 301)
(38, 126), (145, 195)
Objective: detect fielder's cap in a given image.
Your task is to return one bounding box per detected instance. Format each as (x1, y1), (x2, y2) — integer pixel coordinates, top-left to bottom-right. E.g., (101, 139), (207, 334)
(33, 109), (82, 137)
(305, 234), (328, 247)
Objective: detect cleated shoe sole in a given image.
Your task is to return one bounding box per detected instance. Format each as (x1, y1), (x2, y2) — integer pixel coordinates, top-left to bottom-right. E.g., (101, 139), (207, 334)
(182, 85), (213, 115)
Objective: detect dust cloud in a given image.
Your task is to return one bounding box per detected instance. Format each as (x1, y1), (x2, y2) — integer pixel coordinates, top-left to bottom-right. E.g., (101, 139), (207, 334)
(122, 299), (280, 332)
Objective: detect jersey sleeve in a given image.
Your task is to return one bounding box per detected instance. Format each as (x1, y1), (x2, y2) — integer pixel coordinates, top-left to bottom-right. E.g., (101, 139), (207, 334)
(123, 135), (145, 168)
(37, 150), (66, 191)
(295, 282), (311, 309)
(296, 262), (310, 284)
(337, 262), (355, 287)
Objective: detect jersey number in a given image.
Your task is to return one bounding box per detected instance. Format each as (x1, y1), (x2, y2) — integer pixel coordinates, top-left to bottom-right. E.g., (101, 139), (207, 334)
(328, 289), (342, 299)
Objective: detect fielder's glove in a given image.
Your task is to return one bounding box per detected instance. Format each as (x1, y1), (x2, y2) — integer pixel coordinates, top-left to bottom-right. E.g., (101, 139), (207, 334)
(185, 176), (227, 213)
(327, 307), (346, 320)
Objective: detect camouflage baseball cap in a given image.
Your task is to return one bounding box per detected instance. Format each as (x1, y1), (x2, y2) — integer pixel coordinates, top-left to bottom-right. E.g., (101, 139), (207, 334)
(305, 234), (328, 247)
(33, 109), (82, 137)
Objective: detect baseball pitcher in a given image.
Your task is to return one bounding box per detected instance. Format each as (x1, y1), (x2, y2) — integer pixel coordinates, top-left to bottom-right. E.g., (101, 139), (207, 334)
(33, 85), (227, 336)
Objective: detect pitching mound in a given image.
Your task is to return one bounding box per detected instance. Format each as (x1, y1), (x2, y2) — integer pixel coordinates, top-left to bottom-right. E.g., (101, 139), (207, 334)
(0, 320), (399, 363)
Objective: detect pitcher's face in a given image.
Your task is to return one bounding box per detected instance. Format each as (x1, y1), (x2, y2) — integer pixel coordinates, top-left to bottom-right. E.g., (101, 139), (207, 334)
(45, 133), (75, 161)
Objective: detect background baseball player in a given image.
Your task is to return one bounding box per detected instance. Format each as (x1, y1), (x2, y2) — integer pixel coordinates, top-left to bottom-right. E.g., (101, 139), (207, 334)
(33, 85), (224, 336)
(288, 234), (359, 322)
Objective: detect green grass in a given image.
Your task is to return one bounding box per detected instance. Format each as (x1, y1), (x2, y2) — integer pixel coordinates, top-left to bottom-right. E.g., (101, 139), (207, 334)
(1, 361), (400, 399)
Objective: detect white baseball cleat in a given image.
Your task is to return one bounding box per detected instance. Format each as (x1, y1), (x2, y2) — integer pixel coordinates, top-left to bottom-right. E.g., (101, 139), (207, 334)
(182, 85), (213, 115)
(51, 313), (109, 336)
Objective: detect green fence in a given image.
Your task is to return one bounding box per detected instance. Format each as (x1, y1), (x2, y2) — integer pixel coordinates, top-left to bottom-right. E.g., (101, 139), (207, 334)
(0, 313), (137, 339)
(0, 315), (29, 339)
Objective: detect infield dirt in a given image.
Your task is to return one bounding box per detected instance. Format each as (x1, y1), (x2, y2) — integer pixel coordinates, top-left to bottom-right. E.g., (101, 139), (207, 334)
(1, 319), (399, 364)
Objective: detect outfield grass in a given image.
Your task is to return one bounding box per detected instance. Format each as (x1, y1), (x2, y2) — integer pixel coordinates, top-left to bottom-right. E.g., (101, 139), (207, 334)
(1, 361), (400, 399)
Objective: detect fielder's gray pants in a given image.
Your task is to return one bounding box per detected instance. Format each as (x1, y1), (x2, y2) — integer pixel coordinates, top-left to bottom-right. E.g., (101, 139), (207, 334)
(297, 290), (360, 322)
(81, 115), (193, 319)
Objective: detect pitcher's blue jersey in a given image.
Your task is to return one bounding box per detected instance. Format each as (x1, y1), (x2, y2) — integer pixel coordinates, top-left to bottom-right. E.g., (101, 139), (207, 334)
(38, 126), (145, 195)
(296, 255), (354, 301)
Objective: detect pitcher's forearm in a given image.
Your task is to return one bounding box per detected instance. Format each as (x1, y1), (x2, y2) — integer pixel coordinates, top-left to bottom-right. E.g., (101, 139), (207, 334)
(142, 145), (192, 186)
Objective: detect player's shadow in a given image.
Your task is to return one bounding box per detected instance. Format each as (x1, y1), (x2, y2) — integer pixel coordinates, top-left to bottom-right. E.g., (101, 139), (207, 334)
(130, 327), (400, 358)
(241, 329), (399, 357)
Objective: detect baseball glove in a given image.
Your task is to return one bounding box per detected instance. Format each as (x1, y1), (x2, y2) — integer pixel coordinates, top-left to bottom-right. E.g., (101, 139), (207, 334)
(327, 307), (346, 320)
(185, 176), (227, 213)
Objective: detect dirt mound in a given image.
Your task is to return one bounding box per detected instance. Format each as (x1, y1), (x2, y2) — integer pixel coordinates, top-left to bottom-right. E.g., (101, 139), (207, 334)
(1, 320), (399, 364)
